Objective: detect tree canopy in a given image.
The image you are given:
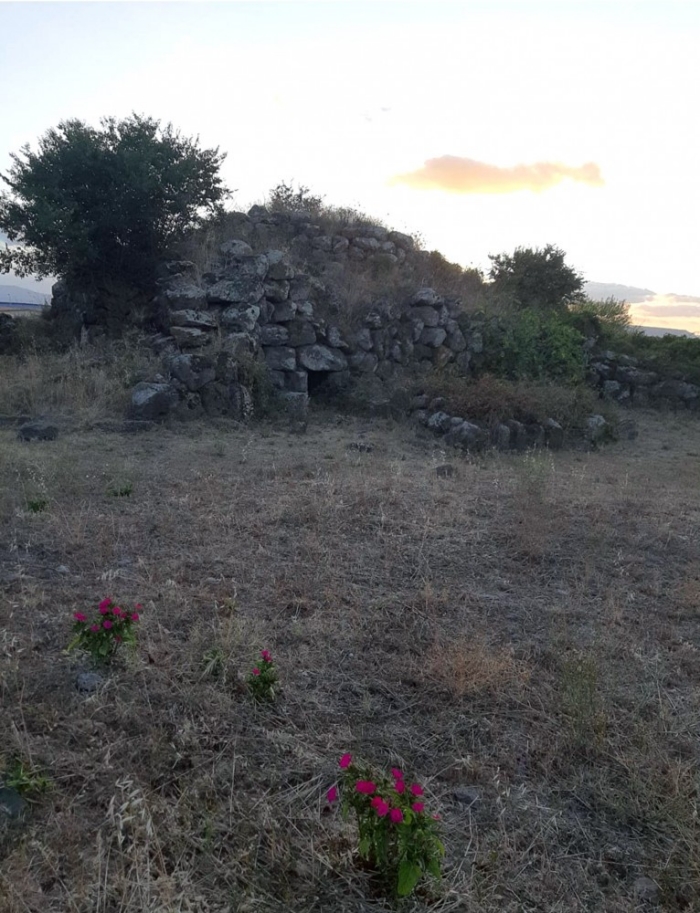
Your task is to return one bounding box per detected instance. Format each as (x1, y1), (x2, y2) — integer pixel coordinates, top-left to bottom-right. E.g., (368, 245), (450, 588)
(0, 114), (228, 300)
(488, 244), (585, 312)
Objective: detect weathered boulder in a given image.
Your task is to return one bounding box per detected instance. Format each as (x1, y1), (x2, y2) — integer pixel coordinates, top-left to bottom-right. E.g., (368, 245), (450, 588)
(170, 326), (210, 348)
(17, 421), (59, 442)
(220, 239), (253, 258)
(207, 278), (265, 306)
(616, 366), (657, 386)
(264, 280), (290, 303)
(169, 309), (217, 329)
(586, 414), (608, 444)
(351, 327), (373, 351)
(259, 325), (289, 346)
(506, 419), (528, 451)
(264, 347), (297, 371)
(169, 354), (216, 392)
(411, 288), (440, 307)
(266, 250), (296, 281)
(444, 420), (487, 451)
(419, 326), (447, 348)
(388, 230), (415, 251)
(286, 319), (316, 347)
(297, 345), (348, 372)
(271, 301), (297, 322)
(161, 281), (207, 310)
(347, 352), (379, 373)
(426, 411), (453, 434)
(221, 304), (261, 333)
(410, 306), (440, 328)
(128, 383), (179, 421)
(603, 379), (622, 399)
(652, 379), (699, 405)
(543, 418), (564, 450)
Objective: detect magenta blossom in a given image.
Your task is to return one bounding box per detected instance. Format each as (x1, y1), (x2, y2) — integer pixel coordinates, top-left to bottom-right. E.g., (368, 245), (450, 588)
(339, 753), (352, 769)
(99, 605), (111, 616)
(389, 808), (404, 824)
(130, 612), (140, 622)
(410, 783), (424, 797)
(355, 781), (377, 795)
(252, 668), (260, 676)
(327, 785), (339, 803)
(371, 797), (390, 817)
(112, 607), (123, 618)
(412, 802), (425, 813)
(102, 620), (113, 630)
(391, 767), (403, 780)
(394, 780), (406, 794)
(99, 598), (112, 612)
(261, 649), (272, 663)
(74, 612), (87, 622)
(90, 624), (100, 633)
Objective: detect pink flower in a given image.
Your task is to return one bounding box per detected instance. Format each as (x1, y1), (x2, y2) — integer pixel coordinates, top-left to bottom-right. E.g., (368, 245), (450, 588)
(389, 808), (404, 824)
(73, 612), (87, 622)
(410, 783), (424, 797)
(252, 668), (260, 676)
(112, 606), (123, 617)
(391, 768), (403, 780)
(261, 649), (272, 663)
(90, 624), (100, 633)
(339, 753), (352, 769)
(394, 780), (406, 794)
(102, 620), (113, 630)
(99, 598), (112, 612)
(130, 613), (140, 622)
(134, 603), (143, 610)
(371, 798), (389, 817)
(412, 802), (425, 813)
(355, 781), (377, 795)
(432, 814), (441, 820)
(327, 786), (339, 803)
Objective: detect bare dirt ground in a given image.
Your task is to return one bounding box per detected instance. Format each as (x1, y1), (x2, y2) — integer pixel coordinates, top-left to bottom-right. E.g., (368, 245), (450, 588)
(1, 409), (699, 912)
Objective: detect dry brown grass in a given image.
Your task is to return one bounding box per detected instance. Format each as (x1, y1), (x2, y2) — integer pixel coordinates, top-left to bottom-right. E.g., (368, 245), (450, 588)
(1, 408), (700, 910)
(0, 340), (161, 422)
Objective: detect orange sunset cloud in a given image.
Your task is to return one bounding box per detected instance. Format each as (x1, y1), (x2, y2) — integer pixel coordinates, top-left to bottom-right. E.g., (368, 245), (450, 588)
(390, 155), (604, 194)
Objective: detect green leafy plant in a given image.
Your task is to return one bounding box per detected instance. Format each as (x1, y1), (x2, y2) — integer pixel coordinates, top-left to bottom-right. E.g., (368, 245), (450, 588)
(327, 754), (444, 898)
(26, 497), (48, 513)
(108, 482), (133, 498)
(3, 756), (51, 798)
(68, 596), (141, 665)
(246, 649), (277, 702)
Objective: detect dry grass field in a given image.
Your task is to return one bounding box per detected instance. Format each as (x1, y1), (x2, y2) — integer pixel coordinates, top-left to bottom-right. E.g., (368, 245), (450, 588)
(1, 408), (700, 911)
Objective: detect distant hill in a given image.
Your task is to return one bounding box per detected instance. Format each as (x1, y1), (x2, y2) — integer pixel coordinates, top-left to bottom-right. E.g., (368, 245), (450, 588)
(0, 284), (48, 307)
(585, 281), (655, 303)
(632, 325), (698, 339)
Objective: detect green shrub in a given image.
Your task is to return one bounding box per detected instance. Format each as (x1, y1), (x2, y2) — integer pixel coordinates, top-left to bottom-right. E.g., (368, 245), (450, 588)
(481, 309), (586, 384)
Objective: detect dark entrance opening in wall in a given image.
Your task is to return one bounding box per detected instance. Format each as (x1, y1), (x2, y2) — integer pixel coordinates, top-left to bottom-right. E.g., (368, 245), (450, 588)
(306, 370), (351, 398)
(307, 370), (332, 396)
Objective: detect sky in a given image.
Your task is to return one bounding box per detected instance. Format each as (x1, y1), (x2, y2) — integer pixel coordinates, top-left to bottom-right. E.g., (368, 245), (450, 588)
(1, 1), (699, 330)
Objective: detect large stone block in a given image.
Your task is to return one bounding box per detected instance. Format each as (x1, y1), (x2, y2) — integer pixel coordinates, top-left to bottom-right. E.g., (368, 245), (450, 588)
(264, 347), (297, 371)
(129, 383), (179, 421)
(169, 353), (216, 391)
(297, 344), (348, 372)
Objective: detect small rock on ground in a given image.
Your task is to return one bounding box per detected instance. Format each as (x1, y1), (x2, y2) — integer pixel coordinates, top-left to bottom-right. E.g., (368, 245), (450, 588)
(0, 786), (28, 823)
(17, 421), (59, 442)
(76, 671), (105, 694)
(453, 786), (480, 807)
(436, 464), (456, 478)
(633, 875), (660, 904)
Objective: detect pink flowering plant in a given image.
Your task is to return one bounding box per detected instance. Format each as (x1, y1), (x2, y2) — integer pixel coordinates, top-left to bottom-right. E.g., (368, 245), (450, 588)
(327, 754), (444, 898)
(246, 649), (277, 702)
(68, 597), (141, 665)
